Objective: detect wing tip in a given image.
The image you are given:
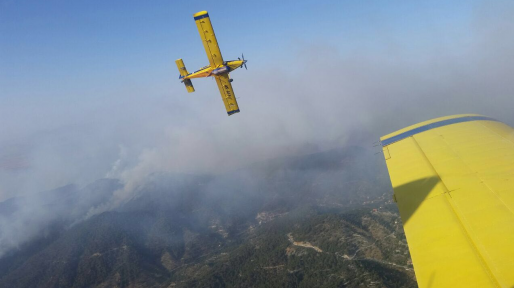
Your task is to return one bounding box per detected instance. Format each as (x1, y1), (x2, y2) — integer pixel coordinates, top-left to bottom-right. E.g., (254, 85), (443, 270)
(380, 114), (485, 142)
(227, 109), (240, 116)
(380, 115), (498, 147)
(194, 11), (209, 20)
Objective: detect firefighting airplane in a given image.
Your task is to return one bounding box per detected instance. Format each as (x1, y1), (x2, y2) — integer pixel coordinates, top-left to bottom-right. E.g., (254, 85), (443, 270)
(175, 11), (247, 116)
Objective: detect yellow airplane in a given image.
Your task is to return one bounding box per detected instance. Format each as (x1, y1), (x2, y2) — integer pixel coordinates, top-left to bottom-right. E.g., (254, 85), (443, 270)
(175, 11), (247, 116)
(380, 114), (514, 287)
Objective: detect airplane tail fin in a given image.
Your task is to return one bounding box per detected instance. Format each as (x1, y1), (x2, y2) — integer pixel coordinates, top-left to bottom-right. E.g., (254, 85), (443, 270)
(175, 59), (195, 93)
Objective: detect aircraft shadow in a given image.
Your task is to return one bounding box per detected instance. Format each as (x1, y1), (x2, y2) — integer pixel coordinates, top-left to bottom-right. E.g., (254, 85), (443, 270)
(393, 177), (440, 225)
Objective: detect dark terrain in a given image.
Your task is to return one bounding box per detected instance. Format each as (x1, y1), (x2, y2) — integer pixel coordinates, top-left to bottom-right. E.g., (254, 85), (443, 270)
(0, 146), (417, 287)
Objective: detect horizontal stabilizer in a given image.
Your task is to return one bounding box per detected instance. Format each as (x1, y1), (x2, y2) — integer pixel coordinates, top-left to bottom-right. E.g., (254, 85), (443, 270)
(175, 59), (195, 93)
(182, 79), (195, 93)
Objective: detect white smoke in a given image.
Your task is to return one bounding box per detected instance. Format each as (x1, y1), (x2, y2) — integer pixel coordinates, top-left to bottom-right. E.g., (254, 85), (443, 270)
(3, 1), (514, 255)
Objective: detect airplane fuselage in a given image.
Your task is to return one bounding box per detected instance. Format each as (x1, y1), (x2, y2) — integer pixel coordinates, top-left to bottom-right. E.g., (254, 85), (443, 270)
(180, 60), (246, 80)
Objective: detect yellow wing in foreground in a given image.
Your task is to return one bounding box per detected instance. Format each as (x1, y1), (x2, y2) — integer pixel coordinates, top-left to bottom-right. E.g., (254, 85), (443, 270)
(194, 11), (224, 67)
(380, 114), (514, 287)
(214, 74), (240, 116)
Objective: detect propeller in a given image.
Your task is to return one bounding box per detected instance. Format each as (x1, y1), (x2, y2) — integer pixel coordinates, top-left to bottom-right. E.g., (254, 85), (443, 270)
(239, 53), (247, 70)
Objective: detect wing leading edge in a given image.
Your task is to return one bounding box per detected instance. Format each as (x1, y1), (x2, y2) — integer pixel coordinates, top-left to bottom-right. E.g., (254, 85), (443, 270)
(380, 114), (514, 287)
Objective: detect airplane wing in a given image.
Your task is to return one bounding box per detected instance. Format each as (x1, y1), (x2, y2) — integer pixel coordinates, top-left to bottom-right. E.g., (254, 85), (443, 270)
(193, 11), (224, 67)
(380, 114), (514, 287)
(214, 74), (240, 116)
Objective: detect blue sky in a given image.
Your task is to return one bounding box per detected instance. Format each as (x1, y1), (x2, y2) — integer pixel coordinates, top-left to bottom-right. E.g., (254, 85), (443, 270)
(2, 0), (514, 199)
(0, 0), (481, 134)
(1, 0), (478, 101)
